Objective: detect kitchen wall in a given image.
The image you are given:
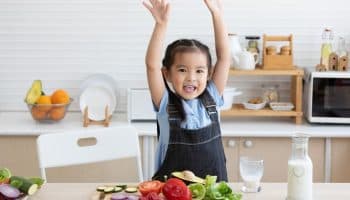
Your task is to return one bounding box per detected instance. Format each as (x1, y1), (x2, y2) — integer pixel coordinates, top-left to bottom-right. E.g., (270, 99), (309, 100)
(1, 0), (349, 112)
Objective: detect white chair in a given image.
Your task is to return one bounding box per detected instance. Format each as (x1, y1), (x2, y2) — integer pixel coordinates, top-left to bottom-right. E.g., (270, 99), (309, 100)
(36, 125), (143, 182)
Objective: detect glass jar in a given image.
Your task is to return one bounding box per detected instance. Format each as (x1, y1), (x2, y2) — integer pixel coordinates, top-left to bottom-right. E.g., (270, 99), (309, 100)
(287, 134), (313, 200)
(261, 84), (279, 103)
(245, 36), (260, 54)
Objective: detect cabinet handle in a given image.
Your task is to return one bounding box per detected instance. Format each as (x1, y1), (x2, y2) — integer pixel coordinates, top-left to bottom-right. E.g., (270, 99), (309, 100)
(227, 139), (236, 148)
(244, 140), (253, 148)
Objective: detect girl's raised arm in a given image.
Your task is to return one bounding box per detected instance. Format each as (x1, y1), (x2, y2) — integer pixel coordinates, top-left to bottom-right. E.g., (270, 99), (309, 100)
(143, 0), (170, 108)
(204, 0), (231, 96)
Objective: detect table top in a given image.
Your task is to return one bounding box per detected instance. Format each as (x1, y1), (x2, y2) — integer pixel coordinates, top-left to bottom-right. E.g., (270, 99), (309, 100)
(30, 183), (350, 200)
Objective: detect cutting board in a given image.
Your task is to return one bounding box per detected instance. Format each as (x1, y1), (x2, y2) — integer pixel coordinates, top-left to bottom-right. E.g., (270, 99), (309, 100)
(91, 191), (113, 200)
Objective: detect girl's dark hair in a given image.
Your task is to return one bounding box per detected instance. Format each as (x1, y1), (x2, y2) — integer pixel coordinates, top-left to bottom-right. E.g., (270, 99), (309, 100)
(162, 39), (212, 71)
(162, 39), (212, 121)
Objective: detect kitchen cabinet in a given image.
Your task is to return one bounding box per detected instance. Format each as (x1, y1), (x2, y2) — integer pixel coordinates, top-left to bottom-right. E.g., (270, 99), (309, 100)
(0, 135), (140, 182)
(331, 138), (350, 182)
(223, 137), (325, 182)
(220, 68), (304, 124)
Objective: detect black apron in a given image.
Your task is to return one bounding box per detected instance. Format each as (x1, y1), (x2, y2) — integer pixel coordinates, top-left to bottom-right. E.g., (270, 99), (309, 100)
(152, 89), (228, 182)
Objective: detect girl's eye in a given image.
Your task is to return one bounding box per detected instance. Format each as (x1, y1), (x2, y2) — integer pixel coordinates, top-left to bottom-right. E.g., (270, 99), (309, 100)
(178, 68), (186, 72)
(197, 69), (204, 73)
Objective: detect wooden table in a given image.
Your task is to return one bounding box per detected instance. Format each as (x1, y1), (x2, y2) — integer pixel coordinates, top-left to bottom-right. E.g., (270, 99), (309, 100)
(30, 183), (350, 200)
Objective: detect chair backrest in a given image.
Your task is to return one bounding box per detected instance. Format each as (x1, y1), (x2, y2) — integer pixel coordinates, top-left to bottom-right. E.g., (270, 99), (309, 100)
(37, 125), (143, 182)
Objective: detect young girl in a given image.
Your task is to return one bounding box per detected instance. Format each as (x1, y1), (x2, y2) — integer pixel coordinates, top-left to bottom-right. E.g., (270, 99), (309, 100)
(143, 0), (231, 181)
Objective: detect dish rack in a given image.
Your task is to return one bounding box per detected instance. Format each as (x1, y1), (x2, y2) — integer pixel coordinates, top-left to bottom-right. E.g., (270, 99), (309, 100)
(83, 106), (111, 127)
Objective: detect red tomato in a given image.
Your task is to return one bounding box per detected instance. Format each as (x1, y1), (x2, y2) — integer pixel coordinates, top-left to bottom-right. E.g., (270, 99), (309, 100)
(140, 192), (162, 200)
(162, 178), (192, 200)
(138, 180), (163, 196)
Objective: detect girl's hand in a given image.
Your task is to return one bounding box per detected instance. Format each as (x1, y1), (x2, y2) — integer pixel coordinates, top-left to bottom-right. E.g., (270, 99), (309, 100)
(203, 0), (223, 15)
(143, 0), (170, 25)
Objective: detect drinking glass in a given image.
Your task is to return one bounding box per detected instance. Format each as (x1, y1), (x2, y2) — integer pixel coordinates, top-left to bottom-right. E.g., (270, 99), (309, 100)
(239, 156), (264, 193)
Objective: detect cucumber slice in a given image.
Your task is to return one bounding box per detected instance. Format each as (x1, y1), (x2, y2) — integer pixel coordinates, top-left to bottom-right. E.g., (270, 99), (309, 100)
(96, 186), (107, 192)
(104, 186), (115, 193)
(115, 184), (127, 189)
(125, 187), (137, 193)
(113, 186), (123, 193)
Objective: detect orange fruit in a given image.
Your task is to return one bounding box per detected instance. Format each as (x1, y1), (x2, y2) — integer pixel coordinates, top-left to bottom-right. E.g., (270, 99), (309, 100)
(35, 95), (52, 112)
(31, 106), (47, 120)
(49, 106), (66, 121)
(51, 89), (70, 104)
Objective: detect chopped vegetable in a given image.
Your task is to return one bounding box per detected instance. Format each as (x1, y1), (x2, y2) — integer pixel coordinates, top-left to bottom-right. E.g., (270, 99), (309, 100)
(116, 184), (127, 189)
(138, 180), (163, 196)
(125, 187), (138, 193)
(127, 195), (140, 200)
(0, 184), (21, 198)
(96, 186), (107, 192)
(202, 175), (242, 200)
(139, 192), (162, 200)
(114, 186), (123, 193)
(103, 186), (115, 193)
(0, 168), (11, 185)
(9, 176), (38, 195)
(188, 183), (206, 200)
(28, 177), (45, 188)
(111, 193), (128, 200)
(162, 178), (192, 200)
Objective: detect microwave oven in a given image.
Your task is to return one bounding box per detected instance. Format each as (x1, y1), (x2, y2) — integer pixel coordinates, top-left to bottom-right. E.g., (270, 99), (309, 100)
(304, 68), (350, 124)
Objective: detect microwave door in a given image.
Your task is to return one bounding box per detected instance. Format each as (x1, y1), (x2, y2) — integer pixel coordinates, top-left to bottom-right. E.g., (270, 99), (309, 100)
(312, 78), (350, 118)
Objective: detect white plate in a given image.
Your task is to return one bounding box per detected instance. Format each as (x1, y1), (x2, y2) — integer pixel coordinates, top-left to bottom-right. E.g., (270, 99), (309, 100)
(79, 86), (116, 121)
(243, 101), (266, 110)
(269, 102), (294, 111)
(80, 74), (117, 95)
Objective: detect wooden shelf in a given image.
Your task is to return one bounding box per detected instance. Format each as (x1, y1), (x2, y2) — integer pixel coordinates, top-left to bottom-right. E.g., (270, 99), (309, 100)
(225, 67), (304, 124)
(229, 67), (304, 76)
(220, 104), (303, 117)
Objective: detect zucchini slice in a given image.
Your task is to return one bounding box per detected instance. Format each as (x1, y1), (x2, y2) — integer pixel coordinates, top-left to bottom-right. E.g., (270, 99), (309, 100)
(125, 187), (138, 193)
(96, 186), (107, 192)
(113, 186), (123, 193)
(103, 186), (115, 193)
(115, 184), (127, 189)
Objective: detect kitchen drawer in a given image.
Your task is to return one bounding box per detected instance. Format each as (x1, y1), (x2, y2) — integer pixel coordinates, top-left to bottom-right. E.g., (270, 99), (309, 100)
(128, 88), (156, 121)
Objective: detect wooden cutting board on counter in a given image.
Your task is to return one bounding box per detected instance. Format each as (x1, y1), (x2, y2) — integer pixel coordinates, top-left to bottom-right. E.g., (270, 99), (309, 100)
(90, 192), (112, 200)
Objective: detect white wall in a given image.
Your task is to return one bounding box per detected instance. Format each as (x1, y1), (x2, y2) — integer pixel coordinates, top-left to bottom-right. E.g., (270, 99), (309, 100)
(1, 0), (349, 112)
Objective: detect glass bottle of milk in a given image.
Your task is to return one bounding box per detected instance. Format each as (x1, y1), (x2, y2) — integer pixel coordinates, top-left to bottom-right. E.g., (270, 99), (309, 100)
(287, 134), (313, 200)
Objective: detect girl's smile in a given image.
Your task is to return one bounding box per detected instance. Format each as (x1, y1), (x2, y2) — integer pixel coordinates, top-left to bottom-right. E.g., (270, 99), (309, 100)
(164, 51), (209, 100)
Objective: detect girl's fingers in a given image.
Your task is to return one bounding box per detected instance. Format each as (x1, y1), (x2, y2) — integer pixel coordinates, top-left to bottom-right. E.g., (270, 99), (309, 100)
(142, 1), (153, 11)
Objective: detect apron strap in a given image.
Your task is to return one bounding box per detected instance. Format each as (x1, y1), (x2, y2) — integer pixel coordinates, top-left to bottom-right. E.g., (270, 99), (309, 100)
(199, 89), (218, 122)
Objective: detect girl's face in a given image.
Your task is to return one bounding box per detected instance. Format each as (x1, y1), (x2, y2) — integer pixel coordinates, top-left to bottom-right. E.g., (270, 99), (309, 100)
(164, 51), (209, 100)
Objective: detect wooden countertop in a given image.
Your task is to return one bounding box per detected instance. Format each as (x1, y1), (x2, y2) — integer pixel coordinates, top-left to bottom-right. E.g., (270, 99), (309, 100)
(31, 183), (350, 200)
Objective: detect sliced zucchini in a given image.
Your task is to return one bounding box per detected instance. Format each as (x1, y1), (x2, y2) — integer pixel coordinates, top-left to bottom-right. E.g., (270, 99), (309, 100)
(115, 184), (127, 189)
(104, 186), (115, 193)
(113, 186), (123, 193)
(96, 186), (107, 192)
(125, 187), (138, 193)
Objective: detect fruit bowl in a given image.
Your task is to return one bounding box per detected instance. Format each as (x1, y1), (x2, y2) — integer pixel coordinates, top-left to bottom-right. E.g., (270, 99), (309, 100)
(27, 98), (73, 122)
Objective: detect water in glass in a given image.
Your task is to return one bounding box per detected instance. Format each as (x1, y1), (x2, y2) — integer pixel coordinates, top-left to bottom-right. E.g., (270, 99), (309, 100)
(239, 156), (264, 193)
